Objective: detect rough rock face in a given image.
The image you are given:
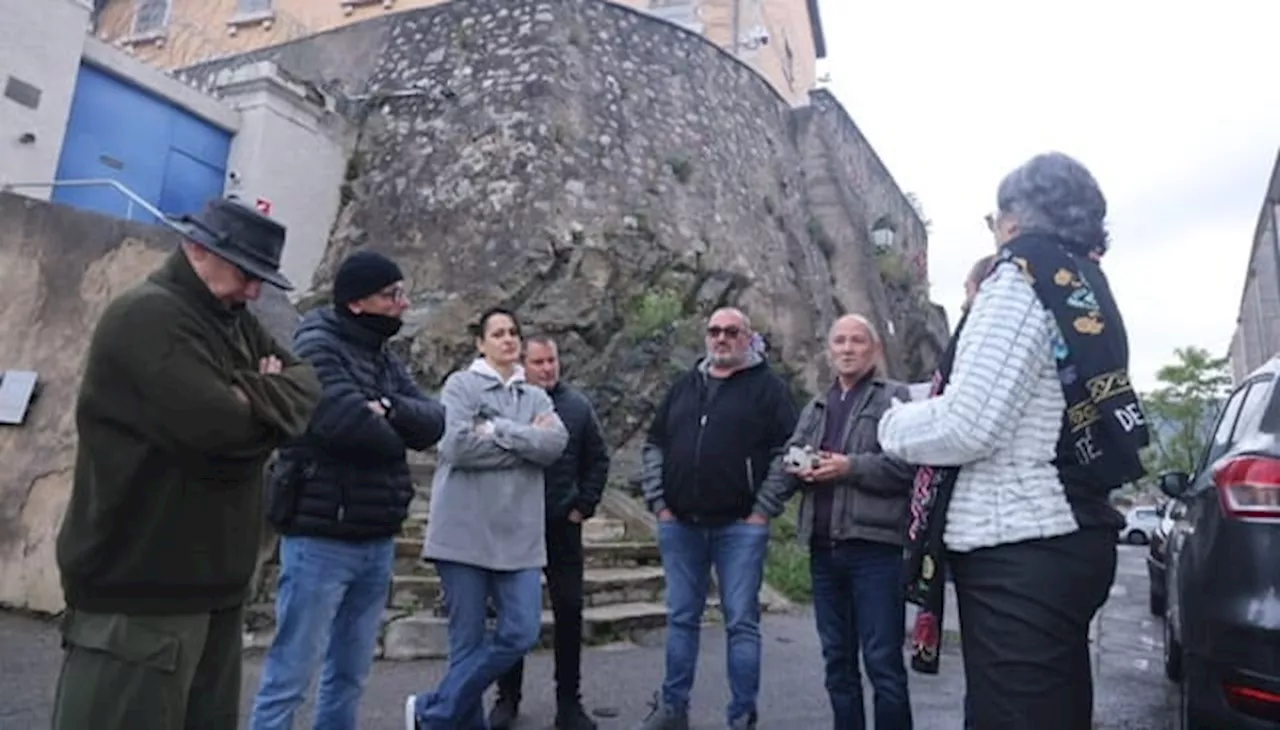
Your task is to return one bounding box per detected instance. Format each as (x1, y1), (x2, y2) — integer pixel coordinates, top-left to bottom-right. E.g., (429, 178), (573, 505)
(181, 0), (947, 478)
(0, 193), (298, 613)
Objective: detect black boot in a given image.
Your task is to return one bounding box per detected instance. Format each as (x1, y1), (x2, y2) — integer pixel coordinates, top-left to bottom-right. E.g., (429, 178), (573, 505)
(488, 695), (519, 730)
(555, 701), (598, 730)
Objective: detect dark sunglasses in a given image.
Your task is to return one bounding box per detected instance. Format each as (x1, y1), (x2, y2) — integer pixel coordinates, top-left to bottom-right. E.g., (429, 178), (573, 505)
(706, 325), (742, 339)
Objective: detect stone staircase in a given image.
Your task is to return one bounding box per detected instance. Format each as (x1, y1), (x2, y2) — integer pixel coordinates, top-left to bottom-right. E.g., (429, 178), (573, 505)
(244, 496), (673, 660)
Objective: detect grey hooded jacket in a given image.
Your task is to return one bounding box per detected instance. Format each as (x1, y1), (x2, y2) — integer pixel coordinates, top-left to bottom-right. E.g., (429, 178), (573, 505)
(422, 359), (568, 571)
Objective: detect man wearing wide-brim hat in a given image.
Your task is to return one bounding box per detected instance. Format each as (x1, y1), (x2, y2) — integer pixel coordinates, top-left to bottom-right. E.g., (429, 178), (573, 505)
(51, 196), (322, 730)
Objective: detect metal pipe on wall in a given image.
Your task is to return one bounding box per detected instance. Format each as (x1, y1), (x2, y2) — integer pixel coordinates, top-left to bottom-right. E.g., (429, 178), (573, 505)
(731, 0), (741, 54)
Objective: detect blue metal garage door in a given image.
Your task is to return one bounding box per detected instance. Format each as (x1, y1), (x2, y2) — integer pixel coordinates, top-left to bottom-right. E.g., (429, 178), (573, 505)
(52, 63), (230, 223)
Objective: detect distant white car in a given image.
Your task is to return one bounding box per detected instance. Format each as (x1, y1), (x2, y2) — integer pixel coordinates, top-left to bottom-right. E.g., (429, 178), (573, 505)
(1121, 505), (1162, 545)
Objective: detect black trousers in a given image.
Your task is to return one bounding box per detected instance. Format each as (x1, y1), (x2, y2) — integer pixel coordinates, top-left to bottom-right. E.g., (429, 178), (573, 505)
(496, 517), (585, 707)
(951, 527), (1116, 730)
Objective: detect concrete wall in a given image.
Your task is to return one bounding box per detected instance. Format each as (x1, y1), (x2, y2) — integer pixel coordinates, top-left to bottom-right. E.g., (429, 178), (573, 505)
(0, 0), (92, 197)
(1231, 197), (1280, 382)
(93, 0), (818, 105)
(215, 62), (351, 293)
(4, 24), (345, 296)
(0, 192), (299, 613)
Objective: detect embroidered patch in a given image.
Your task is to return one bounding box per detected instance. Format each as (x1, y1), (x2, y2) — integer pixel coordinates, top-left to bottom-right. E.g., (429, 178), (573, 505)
(1066, 286), (1099, 310)
(1054, 268), (1074, 287)
(1073, 315), (1104, 335)
(1051, 322), (1070, 360)
(1013, 256), (1033, 283)
(1086, 370), (1133, 401)
(1068, 400), (1100, 432)
(1059, 364), (1079, 385)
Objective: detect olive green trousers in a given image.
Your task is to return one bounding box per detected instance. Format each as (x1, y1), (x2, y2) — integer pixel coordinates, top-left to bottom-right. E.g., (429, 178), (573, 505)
(51, 605), (243, 730)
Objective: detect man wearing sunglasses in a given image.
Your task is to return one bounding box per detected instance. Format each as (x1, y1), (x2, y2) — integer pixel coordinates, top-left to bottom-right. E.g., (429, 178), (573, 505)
(53, 197), (322, 730)
(636, 308), (799, 730)
(250, 250), (445, 730)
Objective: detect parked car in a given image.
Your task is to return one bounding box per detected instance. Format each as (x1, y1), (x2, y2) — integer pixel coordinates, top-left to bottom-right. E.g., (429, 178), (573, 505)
(1160, 355), (1280, 729)
(1120, 504), (1161, 545)
(1146, 499), (1185, 616)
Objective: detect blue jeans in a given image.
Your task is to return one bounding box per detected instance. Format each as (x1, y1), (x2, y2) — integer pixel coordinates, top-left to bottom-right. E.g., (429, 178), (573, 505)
(249, 535), (395, 730)
(413, 561), (542, 729)
(658, 518), (770, 724)
(810, 539), (912, 730)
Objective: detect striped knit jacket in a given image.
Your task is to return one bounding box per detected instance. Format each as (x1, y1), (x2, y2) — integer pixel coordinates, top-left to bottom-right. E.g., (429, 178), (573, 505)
(878, 261), (1079, 552)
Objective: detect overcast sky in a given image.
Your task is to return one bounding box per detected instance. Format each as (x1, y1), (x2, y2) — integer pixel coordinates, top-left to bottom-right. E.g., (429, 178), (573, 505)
(816, 0), (1279, 390)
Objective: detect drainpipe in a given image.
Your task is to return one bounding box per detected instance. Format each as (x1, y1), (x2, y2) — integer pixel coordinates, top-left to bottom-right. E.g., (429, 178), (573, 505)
(731, 0), (741, 55)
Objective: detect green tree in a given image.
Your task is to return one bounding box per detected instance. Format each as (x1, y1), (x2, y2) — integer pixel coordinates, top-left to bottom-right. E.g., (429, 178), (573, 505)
(1141, 346), (1232, 476)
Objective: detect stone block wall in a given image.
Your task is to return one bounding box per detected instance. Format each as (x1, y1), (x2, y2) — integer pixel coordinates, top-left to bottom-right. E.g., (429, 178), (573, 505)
(178, 0), (943, 466)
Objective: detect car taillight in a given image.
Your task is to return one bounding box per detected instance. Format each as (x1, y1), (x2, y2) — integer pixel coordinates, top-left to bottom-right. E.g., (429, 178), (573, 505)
(1213, 456), (1280, 521)
(1223, 681), (1280, 721)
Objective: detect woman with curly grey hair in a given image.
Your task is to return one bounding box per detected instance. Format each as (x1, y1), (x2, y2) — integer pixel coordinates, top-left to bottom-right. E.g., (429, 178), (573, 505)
(879, 152), (1151, 727)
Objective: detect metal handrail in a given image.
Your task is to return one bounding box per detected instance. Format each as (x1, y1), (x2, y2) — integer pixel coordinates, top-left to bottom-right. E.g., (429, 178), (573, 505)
(1, 178), (168, 223)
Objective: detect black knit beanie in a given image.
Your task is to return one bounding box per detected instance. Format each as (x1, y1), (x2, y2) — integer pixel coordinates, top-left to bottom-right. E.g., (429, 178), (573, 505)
(333, 250), (403, 306)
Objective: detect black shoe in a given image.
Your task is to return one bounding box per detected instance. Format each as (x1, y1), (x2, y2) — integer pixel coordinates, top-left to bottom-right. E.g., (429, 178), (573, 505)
(488, 696), (519, 730)
(555, 702), (598, 730)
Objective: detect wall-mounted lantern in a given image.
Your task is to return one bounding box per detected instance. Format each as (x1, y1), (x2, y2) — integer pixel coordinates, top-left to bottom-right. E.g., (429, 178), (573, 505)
(870, 224), (895, 251)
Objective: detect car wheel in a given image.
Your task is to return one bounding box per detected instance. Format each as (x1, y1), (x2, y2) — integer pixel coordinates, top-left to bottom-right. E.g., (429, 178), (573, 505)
(1164, 616), (1183, 683)
(1179, 660), (1208, 730)
(1149, 587), (1166, 617)
(1127, 530), (1149, 545)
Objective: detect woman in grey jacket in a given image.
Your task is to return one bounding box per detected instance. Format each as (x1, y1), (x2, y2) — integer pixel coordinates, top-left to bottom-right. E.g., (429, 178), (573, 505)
(406, 308), (569, 730)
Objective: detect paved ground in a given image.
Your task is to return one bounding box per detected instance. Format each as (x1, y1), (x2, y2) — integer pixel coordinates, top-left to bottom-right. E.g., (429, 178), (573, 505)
(0, 546), (1175, 729)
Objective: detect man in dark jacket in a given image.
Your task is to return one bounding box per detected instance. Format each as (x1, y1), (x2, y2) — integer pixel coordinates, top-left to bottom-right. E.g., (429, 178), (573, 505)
(250, 251), (445, 730)
(489, 334), (610, 730)
(636, 308), (798, 730)
(771, 314), (915, 730)
(53, 197), (322, 730)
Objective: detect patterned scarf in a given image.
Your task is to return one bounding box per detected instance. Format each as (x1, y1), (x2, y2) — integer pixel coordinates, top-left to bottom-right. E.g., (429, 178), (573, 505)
(903, 232), (1149, 674)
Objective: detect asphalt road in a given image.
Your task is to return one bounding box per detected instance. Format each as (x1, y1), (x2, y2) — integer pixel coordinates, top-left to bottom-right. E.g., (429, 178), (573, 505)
(0, 545), (1175, 729)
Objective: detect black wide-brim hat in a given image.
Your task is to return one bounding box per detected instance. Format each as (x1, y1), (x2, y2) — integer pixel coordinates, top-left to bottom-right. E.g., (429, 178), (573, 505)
(165, 197), (293, 290)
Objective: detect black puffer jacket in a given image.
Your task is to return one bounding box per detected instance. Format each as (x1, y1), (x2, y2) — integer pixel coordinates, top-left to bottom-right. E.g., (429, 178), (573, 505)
(268, 308), (445, 540)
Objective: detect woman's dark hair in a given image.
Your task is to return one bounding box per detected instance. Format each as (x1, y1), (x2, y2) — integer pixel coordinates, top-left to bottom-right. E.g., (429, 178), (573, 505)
(471, 307), (521, 339)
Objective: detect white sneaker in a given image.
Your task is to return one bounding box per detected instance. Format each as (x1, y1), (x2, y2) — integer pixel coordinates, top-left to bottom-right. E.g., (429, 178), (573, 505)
(404, 695), (418, 730)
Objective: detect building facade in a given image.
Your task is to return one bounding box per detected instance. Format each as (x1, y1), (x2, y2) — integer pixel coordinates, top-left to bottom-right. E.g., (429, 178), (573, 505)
(91, 0), (826, 106)
(1228, 150), (1280, 382)
(0, 0), (347, 293)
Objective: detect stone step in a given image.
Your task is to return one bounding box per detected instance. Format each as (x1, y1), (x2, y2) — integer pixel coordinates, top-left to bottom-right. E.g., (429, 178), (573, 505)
(243, 601), (670, 659)
(398, 516), (628, 543)
(387, 565), (666, 612)
(392, 538), (661, 571)
(381, 602), (670, 660)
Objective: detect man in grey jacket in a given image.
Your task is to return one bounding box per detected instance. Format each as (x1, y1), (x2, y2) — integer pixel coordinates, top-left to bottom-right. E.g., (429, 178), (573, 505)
(772, 314), (915, 730)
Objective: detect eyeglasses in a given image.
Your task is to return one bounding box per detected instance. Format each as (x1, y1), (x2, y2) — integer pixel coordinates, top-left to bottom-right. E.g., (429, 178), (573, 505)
(374, 286), (409, 303)
(706, 325), (743, 339)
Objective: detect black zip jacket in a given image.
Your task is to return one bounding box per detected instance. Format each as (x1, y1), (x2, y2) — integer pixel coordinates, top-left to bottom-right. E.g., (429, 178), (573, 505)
(544, 382), (611, 520)
(642, 356), (798, 524)
(268, 308), (445, 540)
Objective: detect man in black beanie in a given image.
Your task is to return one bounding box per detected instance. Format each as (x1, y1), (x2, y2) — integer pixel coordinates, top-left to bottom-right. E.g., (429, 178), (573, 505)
(250, 250), (446, 730)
